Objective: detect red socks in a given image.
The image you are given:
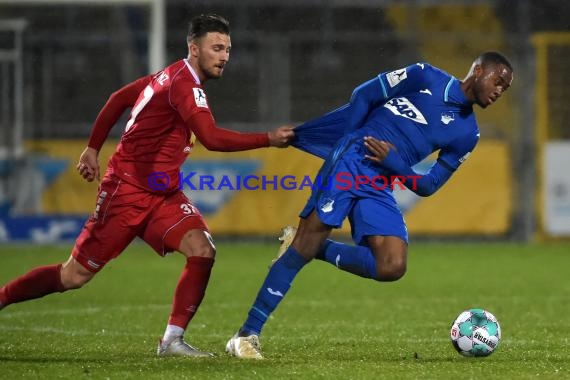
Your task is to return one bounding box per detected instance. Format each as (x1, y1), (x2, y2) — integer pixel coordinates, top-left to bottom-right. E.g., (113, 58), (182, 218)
(167, 256), (214, 329)
(0, 257), (214, 332)
(0, 264), (66, 307)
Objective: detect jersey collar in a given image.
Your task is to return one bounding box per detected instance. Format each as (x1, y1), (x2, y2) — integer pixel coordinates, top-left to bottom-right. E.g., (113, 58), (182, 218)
(183, 58), (201, 85)
(443, 77), (471, 107)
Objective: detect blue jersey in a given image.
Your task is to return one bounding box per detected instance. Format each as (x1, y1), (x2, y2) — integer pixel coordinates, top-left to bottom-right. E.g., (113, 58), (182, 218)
(353, 63), (478, 170)
(294, 63), (478, 170)
(293, 62), (479, 196)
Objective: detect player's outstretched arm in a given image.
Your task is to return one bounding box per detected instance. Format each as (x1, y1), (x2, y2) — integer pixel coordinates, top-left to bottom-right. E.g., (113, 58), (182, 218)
(188, 112), (294, 151)
(363, 136), (454, 197)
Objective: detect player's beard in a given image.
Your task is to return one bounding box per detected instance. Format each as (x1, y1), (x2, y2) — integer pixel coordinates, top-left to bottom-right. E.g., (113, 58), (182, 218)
(207, 66), (224, 79)
(199, 58), (224, 80)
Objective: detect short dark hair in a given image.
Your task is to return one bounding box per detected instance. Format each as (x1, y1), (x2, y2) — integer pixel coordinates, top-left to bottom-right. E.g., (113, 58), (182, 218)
(187, 14), (230, 43)
(477, 51), (513, 72)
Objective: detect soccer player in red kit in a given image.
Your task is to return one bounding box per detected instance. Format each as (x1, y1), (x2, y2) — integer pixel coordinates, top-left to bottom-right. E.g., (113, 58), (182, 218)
(0, 14), (294, 357)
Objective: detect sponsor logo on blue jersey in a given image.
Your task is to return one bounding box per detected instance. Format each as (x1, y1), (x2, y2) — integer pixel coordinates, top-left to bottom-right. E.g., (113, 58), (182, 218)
(386, 68), (408, 87)
(441, 111), (455, 125)
(384, 97), (428, 125)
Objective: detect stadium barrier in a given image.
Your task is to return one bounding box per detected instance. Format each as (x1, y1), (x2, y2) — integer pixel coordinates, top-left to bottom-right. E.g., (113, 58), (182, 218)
(0, 139), (512, 242)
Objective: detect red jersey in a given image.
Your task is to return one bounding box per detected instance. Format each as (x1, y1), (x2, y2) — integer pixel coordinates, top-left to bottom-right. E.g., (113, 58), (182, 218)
(107, 59), (208, 192)
(89, 59), (270, 193)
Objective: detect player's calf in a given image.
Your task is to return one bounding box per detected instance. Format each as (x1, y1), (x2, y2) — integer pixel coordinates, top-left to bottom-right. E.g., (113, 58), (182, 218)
(0, 263), (67, 307)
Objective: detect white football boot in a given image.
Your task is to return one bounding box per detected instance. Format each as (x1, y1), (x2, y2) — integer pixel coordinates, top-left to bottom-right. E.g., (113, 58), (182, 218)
(157, 337), (213, 358)
(270, 226), (298, 267)
(225, 333), (263, 359)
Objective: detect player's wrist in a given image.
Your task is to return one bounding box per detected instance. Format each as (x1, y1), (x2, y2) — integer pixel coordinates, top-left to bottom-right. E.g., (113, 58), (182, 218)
(86, 146), (100, 156)
(380, 149), (400, 170)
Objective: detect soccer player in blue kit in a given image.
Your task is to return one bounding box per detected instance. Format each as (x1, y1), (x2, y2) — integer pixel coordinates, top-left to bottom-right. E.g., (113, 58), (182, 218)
(226, 52), (514, 359)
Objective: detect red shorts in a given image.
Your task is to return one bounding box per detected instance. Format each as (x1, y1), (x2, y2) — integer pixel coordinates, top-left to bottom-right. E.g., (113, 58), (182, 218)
(72, 175), (208, 272)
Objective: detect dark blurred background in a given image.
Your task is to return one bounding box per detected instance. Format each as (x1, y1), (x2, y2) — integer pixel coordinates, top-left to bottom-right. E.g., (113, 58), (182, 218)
(1, 0), (569, 241)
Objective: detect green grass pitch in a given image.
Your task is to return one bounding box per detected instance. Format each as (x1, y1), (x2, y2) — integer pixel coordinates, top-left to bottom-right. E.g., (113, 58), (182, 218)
(1, 241), (569, 379)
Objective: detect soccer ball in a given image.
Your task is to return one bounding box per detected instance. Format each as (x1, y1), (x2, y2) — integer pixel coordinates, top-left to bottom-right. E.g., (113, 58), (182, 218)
(450, 308), (501, 357)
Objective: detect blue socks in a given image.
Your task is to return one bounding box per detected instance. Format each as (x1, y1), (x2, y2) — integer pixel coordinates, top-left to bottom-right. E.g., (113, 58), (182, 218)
(239, 240), (378, 337)
(240, 247), (307, 336)
(315, 240), (378, 279)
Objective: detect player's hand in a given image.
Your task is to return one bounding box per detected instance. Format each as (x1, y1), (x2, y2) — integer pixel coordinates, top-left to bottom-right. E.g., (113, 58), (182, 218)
(76, 147), (100, 182)
(268, 126), (295, 148)
(363, 136), (396, 164)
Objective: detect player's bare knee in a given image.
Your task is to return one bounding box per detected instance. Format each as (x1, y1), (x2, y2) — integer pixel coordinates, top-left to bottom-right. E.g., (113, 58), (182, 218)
(60, 268), (93, 290)
(180, 239), (215, 258)
(191, 244), (216, 258)
(376, 260), (407, 281)
(371, 244), (408, 282)
(292, 216), (331, 260)
(59, 258), (95, 290)
(177, 230), (216, 258)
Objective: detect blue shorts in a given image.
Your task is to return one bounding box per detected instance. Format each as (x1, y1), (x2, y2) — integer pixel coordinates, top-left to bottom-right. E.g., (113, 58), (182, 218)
(299, 136), (409, 245)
